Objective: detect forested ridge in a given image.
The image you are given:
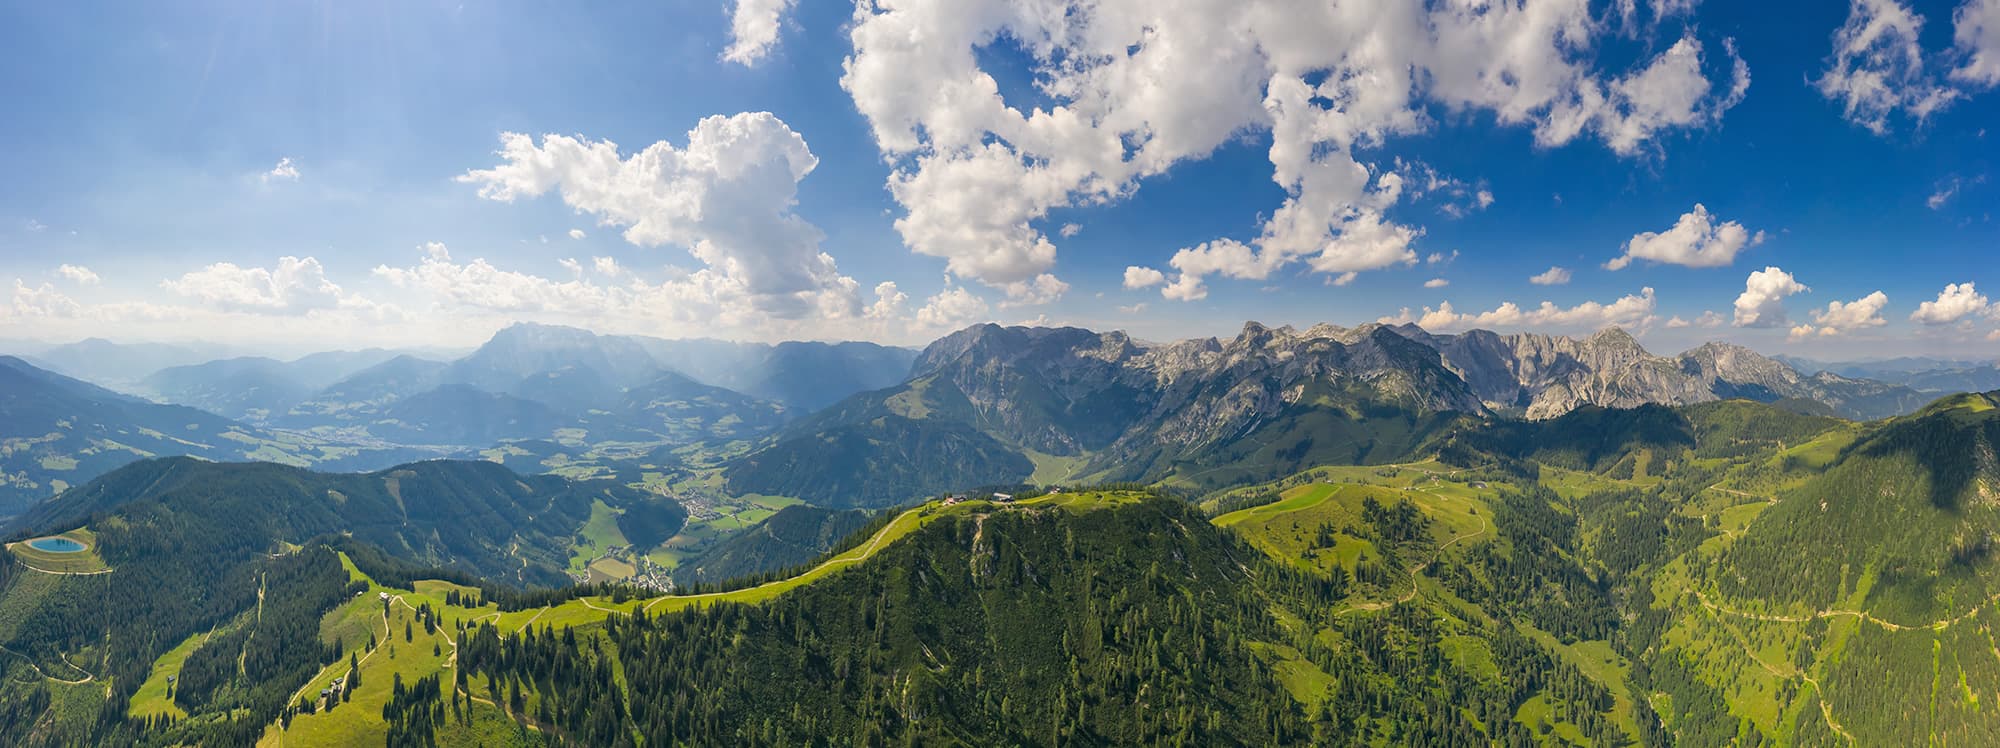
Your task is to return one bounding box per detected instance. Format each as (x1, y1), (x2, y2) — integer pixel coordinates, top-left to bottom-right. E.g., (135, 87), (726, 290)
(1, 393), (1999, 745)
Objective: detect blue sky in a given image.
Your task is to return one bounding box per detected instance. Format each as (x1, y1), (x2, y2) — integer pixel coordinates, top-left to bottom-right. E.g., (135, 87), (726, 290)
(0, 0), (1995, 357)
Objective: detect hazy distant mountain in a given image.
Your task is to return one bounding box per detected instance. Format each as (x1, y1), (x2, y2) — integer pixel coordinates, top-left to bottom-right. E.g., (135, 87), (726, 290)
(0, 356), (427, 515)
(281, 354), (451, 427)
(632, 336), (916, 409)
(367, 384), (569, 445)
(448, 322), (666, 393)
(23, 338), (236, 389)
(139, 349), (405, 422)
(1774, 354), (1997, 379)
(272, 324), (899, 451)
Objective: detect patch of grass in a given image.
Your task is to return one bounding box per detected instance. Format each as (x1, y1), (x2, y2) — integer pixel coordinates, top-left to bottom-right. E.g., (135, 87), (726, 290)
(1249, 641), (1336, 706)
(7, 528), (110, 574)
(130, 629), (214, 720)
(1023, 449), (1089, 484)
(565, 499), (628, 573)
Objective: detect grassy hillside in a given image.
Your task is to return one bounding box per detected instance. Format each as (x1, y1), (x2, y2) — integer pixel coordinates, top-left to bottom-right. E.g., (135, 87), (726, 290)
(8, 391), (2000, 745)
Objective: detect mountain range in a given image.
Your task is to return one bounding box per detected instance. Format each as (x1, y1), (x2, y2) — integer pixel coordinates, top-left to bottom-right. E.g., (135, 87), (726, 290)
(117, 323), (918, 450)
(0, 356), (431, 516)
(726, 321), (1936, 506)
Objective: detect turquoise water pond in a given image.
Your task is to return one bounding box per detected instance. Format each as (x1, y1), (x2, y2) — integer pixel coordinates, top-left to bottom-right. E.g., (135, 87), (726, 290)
(27, 537), (85, 553)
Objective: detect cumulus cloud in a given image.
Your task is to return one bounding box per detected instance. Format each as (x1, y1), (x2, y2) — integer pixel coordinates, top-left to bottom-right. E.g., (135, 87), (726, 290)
(914, 285), (989, 329)
(1379, 287), (1658, 332)
(1118, 302), (1148, 314)
(8, 280), (81, 319)
(1000, 274), (1070, 307)
(1665, 310), (1728, 328)
(1059, 223), (1082, 238)
(1732, 266), (1809, 328)
(1424, 278), (1450, 288)
(56, 264), (99, 285)
(722, 0), (796, 65)
(568, 229), (587, 240)
(1789, 290), (1889, 338)
(1909, 281), (1993, 324)
(840, 0), (1749, 301)
(458, 112), (877, 318)
(1123, 266), (1167, 290)
(1608, 204), (1762, 269)
(865, 281), (908, 321)
(1426, 250), (1460, 266)
(1529, 266), (1573, 285)
(163, 256), (347, 313)
(263, 157), (300, 183)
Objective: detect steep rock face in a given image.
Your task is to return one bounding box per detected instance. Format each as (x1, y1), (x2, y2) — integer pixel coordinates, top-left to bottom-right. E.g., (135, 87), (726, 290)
(1411, 328), (1926, 420)
(1124, 322), (1488, 447)
(909, 324), (1153, 454)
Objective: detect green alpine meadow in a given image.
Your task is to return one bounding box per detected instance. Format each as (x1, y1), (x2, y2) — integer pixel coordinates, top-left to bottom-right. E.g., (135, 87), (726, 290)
(6, 0), (2000, 744)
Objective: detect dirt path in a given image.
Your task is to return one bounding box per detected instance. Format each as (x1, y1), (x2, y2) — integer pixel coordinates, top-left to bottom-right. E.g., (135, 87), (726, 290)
(1706, 486), (1777, 504)
(0, 643), (93, 684)
(1691, 591), (1857, 743)
(1337, 523), (1489, 614)
(1692, 587), (1997, 633)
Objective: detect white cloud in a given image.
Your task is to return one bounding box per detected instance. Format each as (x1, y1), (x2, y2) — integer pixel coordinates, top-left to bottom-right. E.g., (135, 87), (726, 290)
(559, 258), (583, 277)
(1379, 287), (1658, 332)
(1909, 281), (1992, 324)
(914, 285), (989, 330)
(1668, 310), (1726, 328)
(1117, 302), (1148, 314)
(25, 219), (46, 232)
(56, 264), (99, 285)
(1608, 203), (1762, 269)
(592, 256), (624, 278)
(842, 0), (1749, 300)
(1123, 266), (1167, 290)
(8, 280), (81, 319)
(1789, 290), (1889, 338)
(163, 256), (346, 313)
(1598, 36), (1749, 155)
(1529, 266), (1572, 285)
(1424, 278), (1450, 288)
(1929, 178), (1962, 208)
(568, 228), (587, 240)
(1817, 0), (1962, 134)
(1399, 160), (1494, 218)
(1952, 0), (2000, 86)
(722, 0), (796, 66)
(865, 281), (908, 321)
(458, 113), (871, 318)
(1059, 223), (1082, 238)
(1426, 250), (1460, 266)
(1000, 273), (1069, 306)
(1732, 266), (1809, 328)
(263, 157), (300, 183)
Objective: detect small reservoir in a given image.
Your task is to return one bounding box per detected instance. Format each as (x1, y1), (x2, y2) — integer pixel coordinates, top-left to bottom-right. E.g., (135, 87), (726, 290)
(27, 537), (86, 553)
